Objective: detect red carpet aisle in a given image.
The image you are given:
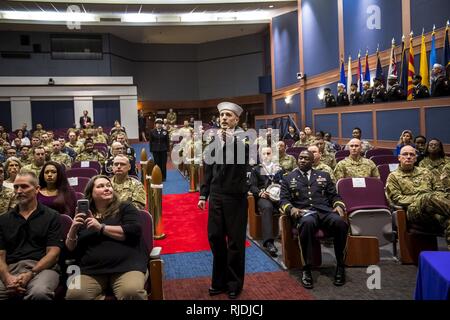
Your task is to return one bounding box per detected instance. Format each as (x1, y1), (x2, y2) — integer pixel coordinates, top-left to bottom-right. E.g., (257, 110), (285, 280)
(155, 192), (210, 254)
(155, 192), (250, 254)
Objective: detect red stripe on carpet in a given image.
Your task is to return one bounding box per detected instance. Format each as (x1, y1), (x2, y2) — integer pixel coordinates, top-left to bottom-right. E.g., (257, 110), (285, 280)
(155, 192), (249, 254)
(163, 272), (315, 300)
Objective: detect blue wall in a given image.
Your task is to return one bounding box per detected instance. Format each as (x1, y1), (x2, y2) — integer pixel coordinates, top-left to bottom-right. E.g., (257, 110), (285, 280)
(31, 101), (75, 130)
(314, 114), (339, 137)
(0, 101), (12, 132)
(272, 10), (299, 89)
(344, 0), (402, 58)
(411, 0), (450, 35)
(376, 109), (420, 141)
(93, 100), (121, 128)
(425, 106), (450, 143)
(342, 112), (373, 139)
(275, 94), (301, 126)
(302, 0), (340, 76)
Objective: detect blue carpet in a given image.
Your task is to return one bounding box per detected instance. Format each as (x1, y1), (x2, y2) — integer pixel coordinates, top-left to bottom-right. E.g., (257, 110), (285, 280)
(131, 142), (151, 163)
(163, 170), (189, 195)
(162, 244), (282, 280)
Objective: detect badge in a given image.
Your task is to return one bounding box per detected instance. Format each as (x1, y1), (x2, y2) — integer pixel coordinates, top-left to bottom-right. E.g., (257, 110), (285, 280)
(163, 131), (167, 135)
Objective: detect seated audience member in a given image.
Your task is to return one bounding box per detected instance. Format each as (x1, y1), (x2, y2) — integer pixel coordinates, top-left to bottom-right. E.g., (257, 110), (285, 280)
(308, 145), (336, 183)
(111, 155), (146, 210)
(316, 131), (335, 154)
(115, 132), (136, 159)
(315, 139), (336, 169)
(12, 138), (22, 151)
(386, 145), (450, 249)
(344, 127), (373, 154)
(110, 120), (126, 136)
(386, 75), (406, 101)
(66, 131), (83, 155)
(419, 139), (449, 187)
(37, 161), (77, 217)
(304, 127), (315, 145)
(78, 130), (87, 145)
(431, 63), (450, 97)
(0, 126), (9, 142)
(249, 147), (283, 257)
(58, 137), (77, 161)
(372, 77), (387, 103)
(293, 131), (310, 147)
(23, 147), (46, 178)
(96, 126), (109, 144)
(412, 74), (430, 99)
(75, 139), (105, 164)
(283, 125), (300, 142)
(51, 140), (72, 169)
(334, 138), (379, 180)
(276, 141), (296, 173)
(0, 165), (15, 215)
(324, 132), (340, 152)
(0, 170), (62, 300)
(349, 83), (361, 105)
(336, 83), (350, 106)
(5, 147), (17, 159)
(395, 130), (415, 156)
(18, 146), (31, 166)
(20, 123), (31, 139)
(65, 175), (149, 300)
(40, 132), (53, 153)
(3, 157), (21, 189)
(323, 88), (337, 107)
(15, 129), (31, 146)
(104, 142), (137, 177)
(280, 150), (348, 289)
(414, 135), (427, 165)
(441, 161), (450, 192)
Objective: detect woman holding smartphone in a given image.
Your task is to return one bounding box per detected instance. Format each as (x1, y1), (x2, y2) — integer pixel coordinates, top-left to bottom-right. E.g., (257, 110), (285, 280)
(65, 175), (149, 300)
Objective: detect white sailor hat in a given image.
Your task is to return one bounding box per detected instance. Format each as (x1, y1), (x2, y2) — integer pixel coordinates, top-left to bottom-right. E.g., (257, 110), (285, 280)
(155, 118), (163, 124)
(388, 74), (398, 80)
(217, 101), (243, 117)
(337, 83), (346, 88)
(433, 63), (444, 70)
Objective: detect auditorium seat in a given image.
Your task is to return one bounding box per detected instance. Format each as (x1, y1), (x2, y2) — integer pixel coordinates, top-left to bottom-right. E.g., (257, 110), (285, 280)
(247, 194), (279, 241)
(365, 148), (393, 158)
(377, 163), (399, 186)
(67, 176), (90, 193)
(66, 167), (98, 179)
(370, 155), (399, 166)
(335, 149), (350, 158)
(71, 161), (102, 174)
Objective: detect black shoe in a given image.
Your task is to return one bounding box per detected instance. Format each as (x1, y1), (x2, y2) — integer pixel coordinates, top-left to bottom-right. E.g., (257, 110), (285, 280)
(333, 266), (346, 286)
(208, 287), (226, 296)
(264, 242), (278, 257)
(228, 290), (241, 299)
(301, 269), (313, 289)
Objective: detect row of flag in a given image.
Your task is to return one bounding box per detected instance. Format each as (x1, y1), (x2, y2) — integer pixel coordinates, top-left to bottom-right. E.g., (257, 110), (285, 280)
(339, 21), (450, 100)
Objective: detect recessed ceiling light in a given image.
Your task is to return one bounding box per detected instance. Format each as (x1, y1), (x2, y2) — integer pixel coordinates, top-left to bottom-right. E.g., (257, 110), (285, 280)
(269, 5), (274, 8)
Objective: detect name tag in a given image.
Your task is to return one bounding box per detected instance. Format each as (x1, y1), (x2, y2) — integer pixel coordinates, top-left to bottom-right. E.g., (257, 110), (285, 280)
(68, 177), (79, 186)
(81, 161), (90, 167)
(352, 178), (366, 188)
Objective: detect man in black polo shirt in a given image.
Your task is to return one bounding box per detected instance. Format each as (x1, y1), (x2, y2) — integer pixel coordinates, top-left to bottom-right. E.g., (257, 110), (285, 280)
(0, 171), (62, 300)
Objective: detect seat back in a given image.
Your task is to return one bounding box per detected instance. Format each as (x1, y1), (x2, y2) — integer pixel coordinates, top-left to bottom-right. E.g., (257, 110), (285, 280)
(377, 163), (399, 186)
(71, 161), (102, 174)
(139, 210), (154, 253)
(66, 167), (98, 179)
(337, 177), (392, 245)
(365, 148), (393, 158)
(283, 139), (295, 148)
(67, 176), (90, 193)
(370, 154), (399, 166)
(286, 146), (305, 159)
(336, 156), (346, 163)
(59, 214), (73, 238)
(335, 149), (350, 158)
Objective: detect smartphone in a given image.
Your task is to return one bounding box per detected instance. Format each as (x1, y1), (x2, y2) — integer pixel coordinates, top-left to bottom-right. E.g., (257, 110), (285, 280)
(77, 199), (90, 214)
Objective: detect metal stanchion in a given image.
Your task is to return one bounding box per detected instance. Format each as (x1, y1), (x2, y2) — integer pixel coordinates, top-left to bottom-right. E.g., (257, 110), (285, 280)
(145, 159), (155, 213)
(151, 164), (165, 240)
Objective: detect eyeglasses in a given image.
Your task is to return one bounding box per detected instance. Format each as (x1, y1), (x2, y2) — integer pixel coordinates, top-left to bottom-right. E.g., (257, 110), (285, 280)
(400, 152), (416, 157)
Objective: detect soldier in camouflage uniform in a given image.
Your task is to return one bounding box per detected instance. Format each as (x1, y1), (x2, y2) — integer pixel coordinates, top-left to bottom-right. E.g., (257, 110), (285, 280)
(66, 131), (84, 155)
(276, 141), (296, 172)
(441, 161), (450, 193)
(344, 127), (373, 155)
(308, 145), (336, 183)
(22, 146), (45, 178)
(75, 139), (105, 165)
(293, 131), (310, 147)
(418, 139), (449, 189)
(0, 165), (15, 215)
(19, 145), (31, 166)
(315, 139), (336, 169)
(40, 132), (53, 153)
(386, 145), (450, 248)
(51, 140), (72, 169)
(334, 138), (379, 180)
(304, 127), (316, 145)
(111, 155), (146, 209)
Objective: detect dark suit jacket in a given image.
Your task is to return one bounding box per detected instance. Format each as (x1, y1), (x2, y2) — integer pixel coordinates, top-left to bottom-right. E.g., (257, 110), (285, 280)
(79, 116), (92, 128)
(279, 168), (345, 214)
(149, 129), (169, 152)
